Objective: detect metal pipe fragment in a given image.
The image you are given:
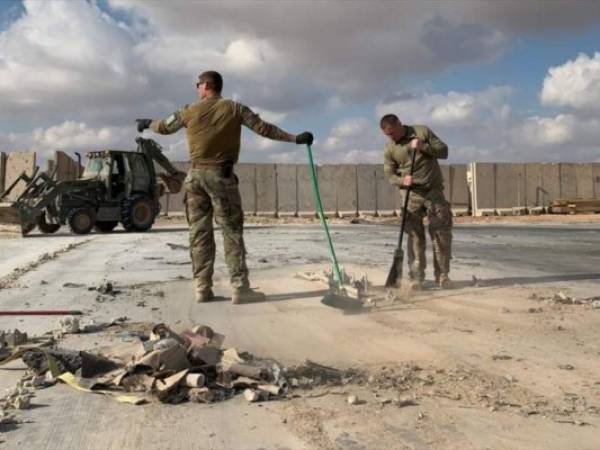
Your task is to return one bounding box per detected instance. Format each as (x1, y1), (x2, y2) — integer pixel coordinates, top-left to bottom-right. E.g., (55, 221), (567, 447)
(0, 310), (83, 316)
(228, 363), (266, 380)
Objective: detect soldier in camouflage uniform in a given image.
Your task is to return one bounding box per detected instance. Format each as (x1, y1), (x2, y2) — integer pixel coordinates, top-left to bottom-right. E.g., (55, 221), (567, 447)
(380, 114), (453, 290)
(137, 71), (313, 304)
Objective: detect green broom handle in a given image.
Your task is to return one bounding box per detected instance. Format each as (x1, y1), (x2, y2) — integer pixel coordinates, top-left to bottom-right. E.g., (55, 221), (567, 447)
(305, 144), (343, 289)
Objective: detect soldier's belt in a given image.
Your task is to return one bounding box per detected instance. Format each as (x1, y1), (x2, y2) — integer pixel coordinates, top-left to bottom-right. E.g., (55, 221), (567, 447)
(190, 161), (233, 168)
(191, 161), (235, 178)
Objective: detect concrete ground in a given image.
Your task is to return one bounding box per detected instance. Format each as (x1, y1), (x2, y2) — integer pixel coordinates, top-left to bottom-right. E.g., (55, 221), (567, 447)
(1, 222), (600, 450)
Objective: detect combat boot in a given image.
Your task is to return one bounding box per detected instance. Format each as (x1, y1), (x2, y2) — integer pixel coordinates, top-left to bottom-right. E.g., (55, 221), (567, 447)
(232, 287), (266, 304)
(437, 274), (453, 289)
(195, 288), (215, 303)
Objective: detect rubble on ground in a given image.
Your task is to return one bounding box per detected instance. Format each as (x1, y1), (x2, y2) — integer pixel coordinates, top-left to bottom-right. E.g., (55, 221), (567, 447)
(166, 242), (188, 251)
(55, 316), (128, 339)
(528, 290), (600, 308)
(1, 322), (308, 406)
(1, 321), (595, 427)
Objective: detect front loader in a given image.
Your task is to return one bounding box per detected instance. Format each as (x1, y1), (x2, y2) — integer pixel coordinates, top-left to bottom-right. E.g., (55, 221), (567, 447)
(0, 138), (185, 236)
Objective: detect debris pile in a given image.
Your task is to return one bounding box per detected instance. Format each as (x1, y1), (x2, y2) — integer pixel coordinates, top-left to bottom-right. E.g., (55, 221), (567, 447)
(55, 316), (128, 339)
(528, 291), (600, 308)
(92, 280), (121, 303)
(7, 322), (307, 406)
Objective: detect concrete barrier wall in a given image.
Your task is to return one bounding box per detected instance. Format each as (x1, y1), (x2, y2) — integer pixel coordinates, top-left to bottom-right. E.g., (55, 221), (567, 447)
(0, 152), (6, 192)
(256, 164), (276, 215)
(356, 165), (374, 216)
(317, 165), (338, 216)
(575, 163), (594, 198)
(470, 162), (496, 216)
(54, 151), (81, 181)
(541, 163), (560, 206)
(495, 163), (526, 210)
(276, 164), (297, 216)
(297, 165), (315, 217)
(593, 163), (600, 197)
(469, 162), (599, 216)
(374, 165), (396, 216)
(338, 165), (358, 217)
(560, 163), (578, 199)
(3, 152), (36, 201)
(525, 163), (543, 208)
(134, 160), (600, 217)
(449, 164), (470, 214)
(236, 163), (256, 215)
(3, 145), (598, 219)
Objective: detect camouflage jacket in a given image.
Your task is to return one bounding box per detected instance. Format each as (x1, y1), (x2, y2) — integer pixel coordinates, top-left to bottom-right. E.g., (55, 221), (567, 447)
(383, 125), (448, 192)
(150, 96), (295, 164)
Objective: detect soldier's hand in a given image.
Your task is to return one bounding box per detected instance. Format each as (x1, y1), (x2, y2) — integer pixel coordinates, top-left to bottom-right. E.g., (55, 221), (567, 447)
(136, 118), (152, 133)
(296, 131), (314, 146)
(403, 175), (413, 187)
(410, 138), (422, 151)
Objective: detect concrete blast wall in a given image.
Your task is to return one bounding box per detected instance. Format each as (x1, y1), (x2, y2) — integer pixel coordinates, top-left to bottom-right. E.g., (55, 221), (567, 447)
(2, 151), (594, 217)
(470, 162), (599, 216)
(54, 151), (82, 181)
(161, 163), (475, 217)
(3, 152), (36, 201)
(0, 152), (6, 193)
(448, 164), (470, 215)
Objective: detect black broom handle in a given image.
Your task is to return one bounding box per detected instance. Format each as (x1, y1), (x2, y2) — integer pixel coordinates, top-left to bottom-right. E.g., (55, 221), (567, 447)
(396, 148), (418, 250)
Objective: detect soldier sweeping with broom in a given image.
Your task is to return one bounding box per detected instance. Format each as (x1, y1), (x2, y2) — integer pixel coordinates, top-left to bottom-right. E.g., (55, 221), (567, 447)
(380, 114), (453, 291)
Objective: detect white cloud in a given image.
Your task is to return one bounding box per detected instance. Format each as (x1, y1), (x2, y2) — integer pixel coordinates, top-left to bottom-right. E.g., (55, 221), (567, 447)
(517, 114), (600, 147)
(541, 52), (600, 113)
(0, 121), (136, 162)
(1, 1), (600, 166)
(319, 118), (385, 163)
(323, 118), (381, 151)
(376, 86), (512, 128)
(0, 0), (148, 123)
(250, 107), (288, 124)
(0, 120), (195, 165)
(224, 39), (278, 73)
(31, 121), (130, 150)
(519, 114), (574, 146)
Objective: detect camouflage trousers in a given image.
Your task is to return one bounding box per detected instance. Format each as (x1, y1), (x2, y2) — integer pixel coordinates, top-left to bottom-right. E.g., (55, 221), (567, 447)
(184, 167), (249, 291)
(401, 188), (453, 281)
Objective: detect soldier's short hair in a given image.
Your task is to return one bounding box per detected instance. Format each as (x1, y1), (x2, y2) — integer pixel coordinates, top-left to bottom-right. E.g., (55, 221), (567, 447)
(199, 71), (223, 93)
(380, 114), (401, 128)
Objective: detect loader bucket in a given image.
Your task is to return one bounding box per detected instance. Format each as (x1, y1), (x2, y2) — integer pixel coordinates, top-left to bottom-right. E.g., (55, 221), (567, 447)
(0, 203), (35, 235)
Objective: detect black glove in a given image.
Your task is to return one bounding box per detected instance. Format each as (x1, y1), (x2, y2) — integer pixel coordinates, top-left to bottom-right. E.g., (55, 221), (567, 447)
(295, 131), (314, 146)
(136, 118), (152, 133)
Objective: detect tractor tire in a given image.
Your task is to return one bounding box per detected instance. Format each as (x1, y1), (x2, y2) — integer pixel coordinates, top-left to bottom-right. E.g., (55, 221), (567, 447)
(94, 221), (118, 233)
(121, 195), (156, 232)
(68, 208), (96, 235)
(37, 214), (60, 234)
(22, 223), (36, 236)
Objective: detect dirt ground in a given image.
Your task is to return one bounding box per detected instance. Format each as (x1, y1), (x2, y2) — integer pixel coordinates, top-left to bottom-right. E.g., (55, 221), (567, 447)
(1, 220), (599, 450)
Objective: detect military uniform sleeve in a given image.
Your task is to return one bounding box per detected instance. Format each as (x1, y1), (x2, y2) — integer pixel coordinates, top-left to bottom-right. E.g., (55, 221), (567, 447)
(236, 103), (296, 143)
(150, 106), (187, 135)
(420, 126), (448, 159)
(384, 147), (407, 188)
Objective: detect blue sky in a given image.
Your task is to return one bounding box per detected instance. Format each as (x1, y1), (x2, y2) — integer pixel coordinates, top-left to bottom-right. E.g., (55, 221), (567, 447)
(0, 1), (599, 164)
